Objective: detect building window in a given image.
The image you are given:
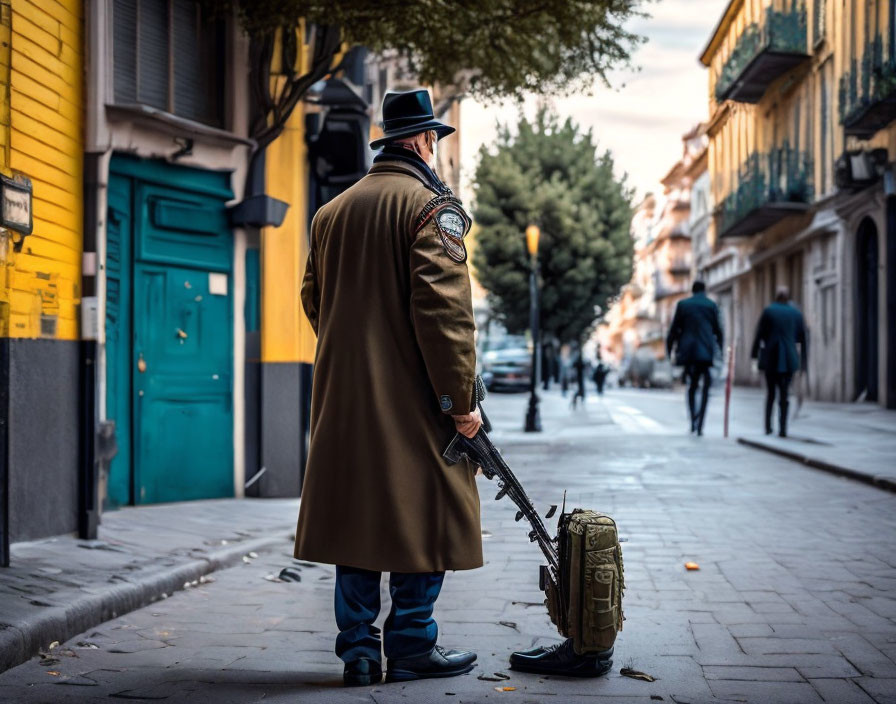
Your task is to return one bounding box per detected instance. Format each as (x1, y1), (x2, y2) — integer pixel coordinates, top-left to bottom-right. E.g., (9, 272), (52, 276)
(812, 0), (826, 46)
(113, 0), (226, 127)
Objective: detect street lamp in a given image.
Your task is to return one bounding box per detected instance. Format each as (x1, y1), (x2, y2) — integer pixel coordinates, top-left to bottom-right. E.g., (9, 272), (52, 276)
(524, 224), (542, 432)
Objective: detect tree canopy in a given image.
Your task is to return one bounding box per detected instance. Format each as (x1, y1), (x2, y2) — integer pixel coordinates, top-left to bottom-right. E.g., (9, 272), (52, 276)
(212, 0), (645, 101)
(472, 109), (633, 343)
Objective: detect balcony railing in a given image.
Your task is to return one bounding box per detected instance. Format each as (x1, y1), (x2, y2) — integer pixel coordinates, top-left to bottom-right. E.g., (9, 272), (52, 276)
(668, 258), (692, 275)
(715, 2), (809, 104)
(839, 35), (896, 138)
(719, 145), (813, 238)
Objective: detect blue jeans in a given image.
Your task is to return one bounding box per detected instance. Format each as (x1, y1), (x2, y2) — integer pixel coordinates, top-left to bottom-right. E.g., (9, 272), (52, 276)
(334, 565), (444, 664)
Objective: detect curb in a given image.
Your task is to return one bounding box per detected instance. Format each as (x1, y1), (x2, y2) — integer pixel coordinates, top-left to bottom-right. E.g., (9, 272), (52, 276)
(0, 533), (292, 674)
(737, 437), (896, 493)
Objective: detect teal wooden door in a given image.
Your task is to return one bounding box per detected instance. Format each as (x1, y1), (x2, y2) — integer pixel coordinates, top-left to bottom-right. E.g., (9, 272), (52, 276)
(107, 156), (234, 505)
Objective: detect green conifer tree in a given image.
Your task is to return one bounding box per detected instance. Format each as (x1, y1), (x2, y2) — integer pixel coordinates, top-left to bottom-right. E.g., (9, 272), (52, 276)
(473, 109), (634, 343)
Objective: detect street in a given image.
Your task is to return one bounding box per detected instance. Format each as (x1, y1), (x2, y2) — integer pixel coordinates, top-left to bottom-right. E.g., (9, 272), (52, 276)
(1, 386), (895, 703)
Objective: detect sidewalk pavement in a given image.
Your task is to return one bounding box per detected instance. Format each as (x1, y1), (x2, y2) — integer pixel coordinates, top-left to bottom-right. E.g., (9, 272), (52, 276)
(0, 498), (299, 673)
(0, 388), (894, 703)
(724, 386), (896, 490)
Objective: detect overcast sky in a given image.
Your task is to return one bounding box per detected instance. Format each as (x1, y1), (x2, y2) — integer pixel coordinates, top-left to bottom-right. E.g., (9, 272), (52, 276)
(458, 0), (730, 203)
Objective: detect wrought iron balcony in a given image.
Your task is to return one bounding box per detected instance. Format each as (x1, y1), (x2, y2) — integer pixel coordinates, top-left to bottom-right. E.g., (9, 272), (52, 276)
(715, 3), (809, 104)
(719, 145), (813, 238)
(839, 35), (896, 138)
(668, 258), (692, 275)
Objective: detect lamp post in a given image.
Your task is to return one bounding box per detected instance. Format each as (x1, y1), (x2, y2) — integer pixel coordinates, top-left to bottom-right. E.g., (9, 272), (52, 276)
(524, 224), (542, 432)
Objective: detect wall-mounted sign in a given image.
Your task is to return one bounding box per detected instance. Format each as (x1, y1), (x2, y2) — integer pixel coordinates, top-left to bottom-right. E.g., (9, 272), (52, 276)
(1, 174), (33, 235)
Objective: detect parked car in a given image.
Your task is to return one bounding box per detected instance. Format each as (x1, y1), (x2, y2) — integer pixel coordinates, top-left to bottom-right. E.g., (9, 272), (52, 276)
(619, 349), (675, 388)
(481, 336), (532, 391)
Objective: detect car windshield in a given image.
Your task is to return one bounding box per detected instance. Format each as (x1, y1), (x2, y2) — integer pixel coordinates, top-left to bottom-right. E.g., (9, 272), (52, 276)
(483, 336), (529, 352)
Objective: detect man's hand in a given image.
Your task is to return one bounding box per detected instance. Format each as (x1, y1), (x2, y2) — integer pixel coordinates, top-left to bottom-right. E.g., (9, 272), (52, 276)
(452, 408), (482, 438)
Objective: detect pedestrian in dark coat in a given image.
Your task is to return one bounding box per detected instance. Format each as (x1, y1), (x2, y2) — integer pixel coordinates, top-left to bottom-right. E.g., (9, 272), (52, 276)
(751, 287), (808, 437)
(593, 348), (608, 395)
(571, 347), (587, 408)
(295, 89), (481, 686)
(666, 281), (724, 435)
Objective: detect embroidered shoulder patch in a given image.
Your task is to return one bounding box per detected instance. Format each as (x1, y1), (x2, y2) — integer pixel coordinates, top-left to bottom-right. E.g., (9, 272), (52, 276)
(440, 395), (454, 411)
(436, 207), (468, 263)
(414, 195), (472, 264)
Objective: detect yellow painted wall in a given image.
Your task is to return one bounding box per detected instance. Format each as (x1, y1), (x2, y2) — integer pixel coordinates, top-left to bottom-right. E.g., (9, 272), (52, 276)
(0, 0), (82, 340)
(260, 29), (348, 365)
(261, 100), (316, 364)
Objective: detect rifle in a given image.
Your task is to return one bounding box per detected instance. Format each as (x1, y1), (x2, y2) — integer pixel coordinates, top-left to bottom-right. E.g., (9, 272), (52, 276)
(442, 377), (559, 579)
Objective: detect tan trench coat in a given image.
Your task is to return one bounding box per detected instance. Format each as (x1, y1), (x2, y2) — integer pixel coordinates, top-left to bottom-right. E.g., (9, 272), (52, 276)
(293, 159), (482, 573)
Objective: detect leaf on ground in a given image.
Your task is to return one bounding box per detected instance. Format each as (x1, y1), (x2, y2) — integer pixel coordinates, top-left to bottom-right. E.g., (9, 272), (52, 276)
(278, 567), (302, 582)
(478, 672), (511, 682)
(620, 667), (656, 682)
(684, 562), (700, 571)
(46, 671), (61, 676)
(39, 658), (60, 667)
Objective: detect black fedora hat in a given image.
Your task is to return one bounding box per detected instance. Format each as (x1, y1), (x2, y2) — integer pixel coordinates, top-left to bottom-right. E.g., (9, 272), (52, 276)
(369, 89), (456, 150)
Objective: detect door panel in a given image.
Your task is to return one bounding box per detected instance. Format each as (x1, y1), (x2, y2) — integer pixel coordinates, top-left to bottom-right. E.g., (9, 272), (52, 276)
(133, 263), (232, 503)
(136, 182), (232, 271)
(105, 175), (134, 506)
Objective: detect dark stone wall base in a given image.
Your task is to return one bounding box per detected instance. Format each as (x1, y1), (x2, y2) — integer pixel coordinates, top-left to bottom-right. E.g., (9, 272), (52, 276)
(259, 362), (310, 497)
(8, 339), (80, 542)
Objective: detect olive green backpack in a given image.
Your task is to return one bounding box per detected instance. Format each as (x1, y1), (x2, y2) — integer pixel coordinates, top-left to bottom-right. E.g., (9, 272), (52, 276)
(543, 509), (625, 654)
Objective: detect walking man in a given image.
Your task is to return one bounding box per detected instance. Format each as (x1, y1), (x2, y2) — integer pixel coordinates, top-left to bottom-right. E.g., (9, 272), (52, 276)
(666, 281), (724, 435)
(593, 347), (609, 395)
(294, 89), (483, 687)
(571, 347), (587, 408)
(751, 286), (808, 437)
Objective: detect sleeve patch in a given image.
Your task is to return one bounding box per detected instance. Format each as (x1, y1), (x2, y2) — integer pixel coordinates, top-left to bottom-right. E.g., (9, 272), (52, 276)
(440, 395), (454, 411)
(436, 208), (468, 263)
(415, 195), (472, 264)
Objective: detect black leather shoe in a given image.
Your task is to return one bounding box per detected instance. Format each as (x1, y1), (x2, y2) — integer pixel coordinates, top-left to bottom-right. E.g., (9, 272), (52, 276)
(386, 645), (477, 682)
(344, 658), (382, 686)
(510, 638), (613, 678)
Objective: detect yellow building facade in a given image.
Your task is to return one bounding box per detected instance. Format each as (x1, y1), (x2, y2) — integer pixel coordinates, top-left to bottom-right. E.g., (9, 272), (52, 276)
(1, 0), (84, 553)
(700, 0), (896, 407)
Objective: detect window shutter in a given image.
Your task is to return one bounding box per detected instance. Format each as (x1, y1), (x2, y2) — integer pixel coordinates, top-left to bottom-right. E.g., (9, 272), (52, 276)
(113, 0), (137, 104)
(137, 0), (170, 111)
(172, 0), (201, 121)
(173, 0), (223, 126)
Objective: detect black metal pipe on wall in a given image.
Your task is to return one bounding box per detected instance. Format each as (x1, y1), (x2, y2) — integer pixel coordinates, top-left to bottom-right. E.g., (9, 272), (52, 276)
(79, 152), (101, 539)
(0, 337), (9, 567)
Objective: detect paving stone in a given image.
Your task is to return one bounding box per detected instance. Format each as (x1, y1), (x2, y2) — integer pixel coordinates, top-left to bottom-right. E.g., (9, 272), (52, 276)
(855, 677), (896, 704)
(736, 637), (839, 656)
(707, 679), (824, 702)
(808, 678), (878, 704)
(827, 632), (896, 677)
(702, 665), (805, 682)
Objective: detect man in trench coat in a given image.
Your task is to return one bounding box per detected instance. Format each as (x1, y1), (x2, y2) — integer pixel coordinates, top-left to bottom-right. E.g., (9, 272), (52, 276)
(751, 286), (808, 437)
(666, 280), (724, 435)
(294, 89), (483, 687)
